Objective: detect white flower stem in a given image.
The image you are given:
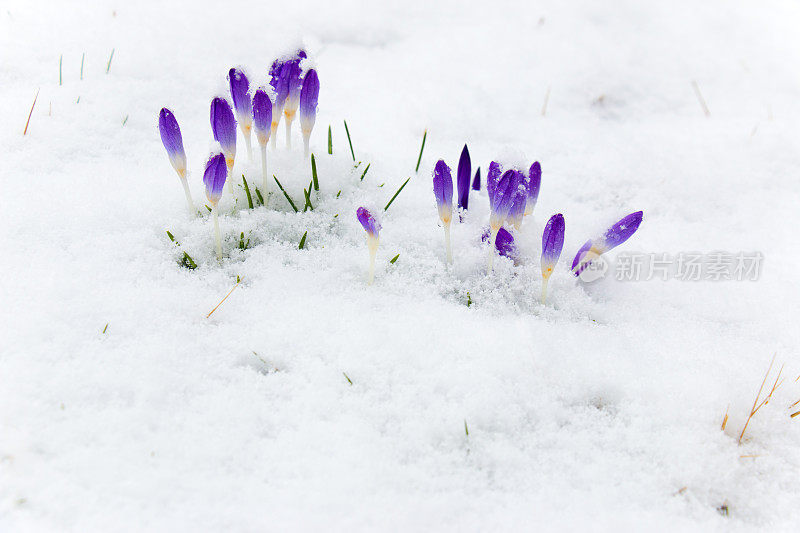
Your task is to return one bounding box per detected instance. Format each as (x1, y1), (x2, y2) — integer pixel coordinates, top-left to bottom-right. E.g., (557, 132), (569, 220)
(487, 227), (499, 273)
(285, 117), (293, 149)
(270, 121), (278, 149)
(303, 134), (310, 158)
(444, 221), (453, 264)
(260, 143), (268, 194)
(367, 237), (379, 285)
(244, 130), (253, 161)
(179, 175), (196, 216)
(212, 207), (222, 261)
(541, 277), (550, 304)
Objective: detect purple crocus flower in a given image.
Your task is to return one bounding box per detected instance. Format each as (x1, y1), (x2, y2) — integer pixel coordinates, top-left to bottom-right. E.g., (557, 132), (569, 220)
(357, 206), (381, 284)
(158, 108), (196, 214)
(252, 89), (273, 147)
(203, 152), (228, 206)
(481, 227), (518, 262)
(508, 170), (529, 230)
(210, 97), (237, 174)
(252, 88), (273, 192)
(472, 167), (481, 191)
(433, 160), (453, 224)
(541, 213), (565, 303)
(269, 58), (288, 146)
(487, 161), (502, 208)
(158, 108), (186, 177)
(487, 169), (524, 272)
(525, 162), (542, 216)
(283, 52), (304, 118)
(571, 211), (644, 276)
(433, 160), (454, 263)
(457, 144), (471, 213)
(228, 68), (252, 159)
(204, 151), (228, 260)
(299, 68), (319, 157)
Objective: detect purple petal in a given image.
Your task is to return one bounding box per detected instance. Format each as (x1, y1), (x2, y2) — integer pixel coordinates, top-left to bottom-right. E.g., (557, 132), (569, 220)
(252, 89), (272, 145)
(210, 97), (237, 163)
(456, 144), (471, 211)
(487, 161), (502, 208)
(571, 240), (593, 275)
(283, 58), (303, 112)
(482, 227), (518, 261)
(432, 160), (453, 222)
(507, 170), (528, 227)
(599, 211), (644, 251)
(158, 108), (186, 175)
(528, 161), (541, 207)
(356, 207), (381, 237)
(472, 167), (481, 191)
(299, 68), (319, 133)
(203, 152), (228, 205)
(228, 68), (252, 127)
(541, 214), (565, 277)
(490, 169), (523, 227)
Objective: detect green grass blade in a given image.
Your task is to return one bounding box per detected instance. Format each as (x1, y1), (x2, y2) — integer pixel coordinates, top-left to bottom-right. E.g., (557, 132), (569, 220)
(384, 177), (410, 211)
(106, 48), (114, 74)
(298, 231), (307, 249)
(359, 163), (371, 182)
(311, 154), (319, 191)
(343, 120), (355, 161)
(273, 175), (298, 212)
(242, 174), (253, 209)
(415, 129), (427, 173)
(328, 125), (332, 155)
(389, 254), (399, 264)
(255, 188), (264, 206)
(80, 52), (84, 80)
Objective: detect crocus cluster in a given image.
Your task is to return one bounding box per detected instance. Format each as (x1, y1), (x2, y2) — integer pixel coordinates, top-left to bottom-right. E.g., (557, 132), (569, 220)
(425, 146), (642, 302)
(157, 48), (321, 262)
(270, 50), (319, 152)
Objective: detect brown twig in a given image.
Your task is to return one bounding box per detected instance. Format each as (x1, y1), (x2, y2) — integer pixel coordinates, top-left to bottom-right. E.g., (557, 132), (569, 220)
(721, 404), (729, 431)
(541, 86), (551, 117)
(206, 278), (241, 318)
(23, 89), (40, 135)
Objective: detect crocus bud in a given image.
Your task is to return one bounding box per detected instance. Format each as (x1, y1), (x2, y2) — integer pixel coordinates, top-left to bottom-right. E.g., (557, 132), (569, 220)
(541, 213), (565, 303)
(487, 161), (502, 208)
(228, 68), (252, 133)
(472, 167), (481, 191)
(203, 152), (228, 206)
(541, 214), (565, 278)
(158, 108), (186, 178)
(299, 68), (319, 131)
(508, 170), (528, 230)
(270, 59), (289, 109)
(524, 162), (542, 216)
(283, 52), (304, 118)
(571, 211), (643, 276)
(481, 227), (518, 261)
(357, 207), (381, 284)
(457, 144), (471, 212)
(433, 160), (454, 263)
(210, 97), (237, 171)
(299, 68), (319, 157)
(252, 89), (273, 147)
(489, 169), (522, 232)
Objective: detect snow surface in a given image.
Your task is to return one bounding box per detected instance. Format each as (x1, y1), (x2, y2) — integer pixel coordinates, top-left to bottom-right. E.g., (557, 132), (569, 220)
(3, 0), (800, 530)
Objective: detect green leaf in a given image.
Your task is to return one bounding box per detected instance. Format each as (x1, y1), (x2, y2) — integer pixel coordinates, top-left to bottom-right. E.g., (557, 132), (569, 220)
(359, 163), (371, 182)
(298, 231), (307, 249)
(327, 125), (333, 155)
(389, 254), (399, 264)
(273, 175), (298, 212)
(242, 174), (253, 209)
(255, 188), (264, 206)
(311, 154), (319, 191)
(384, 177), (411, 211)
(343, 120), (355, 161)
(415, 129), (427, 173)
(166, 230), (175, 242)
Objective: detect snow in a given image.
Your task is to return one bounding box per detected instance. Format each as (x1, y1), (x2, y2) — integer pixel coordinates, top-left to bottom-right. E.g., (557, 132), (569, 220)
(3, 0), (800, 530)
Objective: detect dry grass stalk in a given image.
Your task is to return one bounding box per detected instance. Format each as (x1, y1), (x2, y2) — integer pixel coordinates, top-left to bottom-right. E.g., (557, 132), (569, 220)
(738, 355), (784, 444)
(206, 278), (241, 318)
